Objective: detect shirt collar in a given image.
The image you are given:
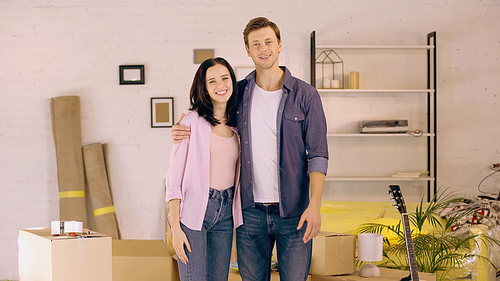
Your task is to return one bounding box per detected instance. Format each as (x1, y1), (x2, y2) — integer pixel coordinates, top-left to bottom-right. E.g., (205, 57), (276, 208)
(244, 66), (292, 92)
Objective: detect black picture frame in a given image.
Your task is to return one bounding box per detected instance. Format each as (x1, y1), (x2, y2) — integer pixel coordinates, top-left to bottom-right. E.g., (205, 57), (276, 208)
(151, 97), (174, 128)
(119, 65), (145, 85)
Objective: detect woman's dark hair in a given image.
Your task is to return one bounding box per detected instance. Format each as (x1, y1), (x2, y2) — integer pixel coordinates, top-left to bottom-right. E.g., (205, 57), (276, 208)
(189, 57), (238, 127)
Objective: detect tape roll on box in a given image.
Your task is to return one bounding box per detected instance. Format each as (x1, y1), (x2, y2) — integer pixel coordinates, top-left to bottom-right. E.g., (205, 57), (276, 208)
(51, 221), (65, 235)
(64, 221), (83, 234)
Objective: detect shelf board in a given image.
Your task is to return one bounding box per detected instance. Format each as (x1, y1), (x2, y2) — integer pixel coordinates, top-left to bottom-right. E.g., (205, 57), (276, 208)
(325, 176), (435, 182)
(316, 45), (434, 50)
(318, 89), (434, 93)
(327, 133), (434, 137)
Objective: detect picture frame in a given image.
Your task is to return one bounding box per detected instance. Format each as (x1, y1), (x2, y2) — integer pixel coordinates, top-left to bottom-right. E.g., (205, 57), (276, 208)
(235, 66), (254, 81)
(119, 65), (145, 85)
(151, 97), (174, 128)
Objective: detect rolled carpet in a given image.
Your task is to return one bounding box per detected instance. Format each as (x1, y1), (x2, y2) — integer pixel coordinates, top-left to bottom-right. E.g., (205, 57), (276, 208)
(83, 143), (120, 239)
(50, 96), (87, 226)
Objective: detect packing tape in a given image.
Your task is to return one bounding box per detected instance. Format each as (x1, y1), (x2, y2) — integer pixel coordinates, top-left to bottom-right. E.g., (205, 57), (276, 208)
(64, 221), (83, 234)
(93, 206), (115, 217)
(51, 220), (65, 235)
(59, 191), (85, 198)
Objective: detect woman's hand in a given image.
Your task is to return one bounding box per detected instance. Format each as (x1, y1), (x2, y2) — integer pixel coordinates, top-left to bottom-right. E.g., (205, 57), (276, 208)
(172, 227), (191, 264)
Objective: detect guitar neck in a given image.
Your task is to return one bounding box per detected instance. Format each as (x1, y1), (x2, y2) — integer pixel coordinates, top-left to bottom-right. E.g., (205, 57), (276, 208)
(401, 213), (419, 281)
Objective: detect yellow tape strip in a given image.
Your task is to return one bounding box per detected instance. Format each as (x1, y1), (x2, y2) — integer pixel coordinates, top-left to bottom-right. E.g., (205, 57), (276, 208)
(93, 206), (115, 217)
(59, 191), (85, 198)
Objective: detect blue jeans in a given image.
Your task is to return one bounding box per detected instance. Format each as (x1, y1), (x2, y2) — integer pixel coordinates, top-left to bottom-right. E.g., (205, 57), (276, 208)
(236, 203), (312, 281)
(177, 186), (234, 281)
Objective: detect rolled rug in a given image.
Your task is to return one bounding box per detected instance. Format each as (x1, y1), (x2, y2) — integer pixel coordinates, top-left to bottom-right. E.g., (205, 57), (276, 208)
(50, 96), (87, 226)
(83, 143), (120, 239)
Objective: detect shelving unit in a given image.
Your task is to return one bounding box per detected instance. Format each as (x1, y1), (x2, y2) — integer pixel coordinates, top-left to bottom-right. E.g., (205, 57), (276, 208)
(311, 31), (437, 201)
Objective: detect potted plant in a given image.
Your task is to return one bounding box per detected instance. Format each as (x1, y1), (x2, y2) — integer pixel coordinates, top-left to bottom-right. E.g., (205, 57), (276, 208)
(355, 187), (500, 280)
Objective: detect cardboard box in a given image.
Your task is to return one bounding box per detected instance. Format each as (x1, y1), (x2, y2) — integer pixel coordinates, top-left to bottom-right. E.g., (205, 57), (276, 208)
(18, 227), (112, 281)
(311, 268), (436, 281)
(112, 239), (179, 281)
(228, 271), (311, 280)
(309, 232), (355, 276)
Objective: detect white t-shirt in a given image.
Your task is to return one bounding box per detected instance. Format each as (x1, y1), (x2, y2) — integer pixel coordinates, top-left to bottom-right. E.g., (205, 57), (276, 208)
(250, 84), (282, 203)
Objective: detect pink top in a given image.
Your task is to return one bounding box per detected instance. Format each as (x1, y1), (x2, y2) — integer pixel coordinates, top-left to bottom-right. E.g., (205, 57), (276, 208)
(210, 132), (239, 190)
(165, 111), (243, 231)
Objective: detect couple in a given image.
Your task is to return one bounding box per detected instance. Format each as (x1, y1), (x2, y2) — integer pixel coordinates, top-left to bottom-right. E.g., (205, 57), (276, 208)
(166, 17), (329, 281)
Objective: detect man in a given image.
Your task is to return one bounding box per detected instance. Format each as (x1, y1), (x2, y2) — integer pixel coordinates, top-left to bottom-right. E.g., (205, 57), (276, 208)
(171, 17), (328, 281)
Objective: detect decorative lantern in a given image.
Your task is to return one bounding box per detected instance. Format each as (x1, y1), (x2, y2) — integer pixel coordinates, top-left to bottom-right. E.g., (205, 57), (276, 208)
(315, 50), (344, 89)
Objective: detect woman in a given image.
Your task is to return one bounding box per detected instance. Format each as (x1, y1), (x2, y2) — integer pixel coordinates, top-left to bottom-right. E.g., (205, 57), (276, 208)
(165, 57), (242, 281)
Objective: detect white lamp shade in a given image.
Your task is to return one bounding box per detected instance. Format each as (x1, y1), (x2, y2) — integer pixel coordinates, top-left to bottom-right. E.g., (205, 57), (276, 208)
(358, 233), (383, 262)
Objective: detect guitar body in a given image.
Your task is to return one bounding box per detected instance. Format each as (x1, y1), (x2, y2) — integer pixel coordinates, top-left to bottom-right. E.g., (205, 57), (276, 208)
(388, 185), (420, 281)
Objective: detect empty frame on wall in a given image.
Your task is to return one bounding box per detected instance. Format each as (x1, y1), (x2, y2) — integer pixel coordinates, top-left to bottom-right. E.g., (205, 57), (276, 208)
(151, 97), (174, 128)
(119, 65), (145, 85)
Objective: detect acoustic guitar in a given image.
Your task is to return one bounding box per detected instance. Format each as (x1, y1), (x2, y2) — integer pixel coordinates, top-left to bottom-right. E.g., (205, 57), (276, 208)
(388, 185), (420, 281)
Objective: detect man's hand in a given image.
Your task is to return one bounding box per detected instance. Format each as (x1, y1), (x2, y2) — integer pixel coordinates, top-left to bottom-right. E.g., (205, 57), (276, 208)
(297, 204), (321, 243)
(171, 113), (191, 143)
(297, 171), (325, 243)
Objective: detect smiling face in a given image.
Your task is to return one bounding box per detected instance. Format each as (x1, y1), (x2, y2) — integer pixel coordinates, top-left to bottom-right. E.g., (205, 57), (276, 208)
(245, 26), (282, 71)
(205, 64), (233, 106)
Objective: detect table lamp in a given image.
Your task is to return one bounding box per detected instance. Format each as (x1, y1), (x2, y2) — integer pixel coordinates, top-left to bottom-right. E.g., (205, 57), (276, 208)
(358, 233), (383, 277)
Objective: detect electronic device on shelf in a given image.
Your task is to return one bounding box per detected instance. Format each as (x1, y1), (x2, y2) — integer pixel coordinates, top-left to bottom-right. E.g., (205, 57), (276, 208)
(359, 120), (409, 133)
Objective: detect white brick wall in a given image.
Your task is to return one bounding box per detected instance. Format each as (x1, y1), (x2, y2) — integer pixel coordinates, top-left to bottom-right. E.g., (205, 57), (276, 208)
(1, 0), (499, 278)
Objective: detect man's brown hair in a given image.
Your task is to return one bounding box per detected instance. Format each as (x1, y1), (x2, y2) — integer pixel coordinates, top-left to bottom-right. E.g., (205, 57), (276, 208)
(243, 17), (281, 47)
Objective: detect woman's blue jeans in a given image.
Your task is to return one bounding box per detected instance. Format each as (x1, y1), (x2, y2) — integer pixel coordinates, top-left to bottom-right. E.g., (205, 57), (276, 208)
(177, 186), (234, 281)
(236, 203), (312, 281)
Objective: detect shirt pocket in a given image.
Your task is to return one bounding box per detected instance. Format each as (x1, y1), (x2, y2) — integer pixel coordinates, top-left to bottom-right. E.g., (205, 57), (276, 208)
(283, 111), (305, 136)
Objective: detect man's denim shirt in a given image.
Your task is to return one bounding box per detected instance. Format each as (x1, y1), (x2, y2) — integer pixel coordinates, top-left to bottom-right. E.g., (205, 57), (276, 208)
(236, 66), (329, 218)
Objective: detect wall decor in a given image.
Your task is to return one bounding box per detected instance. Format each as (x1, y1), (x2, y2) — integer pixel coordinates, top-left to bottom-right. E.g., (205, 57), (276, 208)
(315, 50), (344, 89)
(151, 97), (174, 128)
(235, 66), (254, 81)
(119, 65), (145, 85)
(193, 49), (214, 64)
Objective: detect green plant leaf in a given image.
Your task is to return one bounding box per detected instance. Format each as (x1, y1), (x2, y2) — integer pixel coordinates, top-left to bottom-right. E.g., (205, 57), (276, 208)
(355, 186), (500, 278)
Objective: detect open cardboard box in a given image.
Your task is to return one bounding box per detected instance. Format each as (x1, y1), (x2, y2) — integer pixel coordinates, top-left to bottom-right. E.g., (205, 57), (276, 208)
(112, 239), (179, 281)
(18, 227), (112, 281)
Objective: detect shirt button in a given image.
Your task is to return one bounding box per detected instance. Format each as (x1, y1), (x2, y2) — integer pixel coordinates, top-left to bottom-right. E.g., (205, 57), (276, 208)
(294, 117), (297, 120)
(244, 122), (247, 125)
(247, 161), (250, 164)
(244, 103), (247, 106)
(245, 141), (248, 144)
